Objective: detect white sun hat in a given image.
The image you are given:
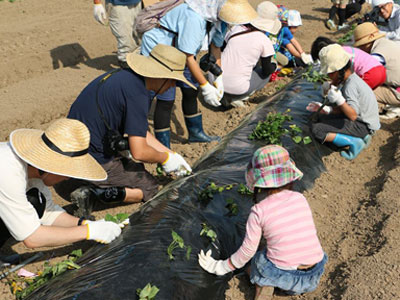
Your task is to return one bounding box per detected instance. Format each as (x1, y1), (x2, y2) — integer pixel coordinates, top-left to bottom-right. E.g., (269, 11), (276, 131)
(288, 10), (302, 27)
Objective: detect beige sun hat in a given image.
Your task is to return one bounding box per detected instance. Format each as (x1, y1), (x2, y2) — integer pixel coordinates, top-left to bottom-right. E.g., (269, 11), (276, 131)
(10, 118), (107, 181)
(319, 43), (352, 74)
(250, 1), (282, 34)
(353, 22), (386, 47)
(127, 44), (196, 89)
(218, 0), (258, 25)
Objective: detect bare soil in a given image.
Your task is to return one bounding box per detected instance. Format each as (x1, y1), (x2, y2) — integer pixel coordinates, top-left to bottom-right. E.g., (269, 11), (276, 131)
(1, 0), (399, 299)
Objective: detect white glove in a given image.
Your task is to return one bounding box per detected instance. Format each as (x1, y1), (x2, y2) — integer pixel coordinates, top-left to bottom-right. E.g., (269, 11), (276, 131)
(200, 82), (222, 107)
(162, 152), (192, 176)
(321, 81), (331, 97)
(300, 52), (313, 65)
(86, 220), (121, 244)
(198, 250), (233, 276)
(327, 86), (346, 106)
(306, 101), (332, 114)
(93, 3), (107, 25)
(213, 75), (224, 99)
(83, 218), (129, 228)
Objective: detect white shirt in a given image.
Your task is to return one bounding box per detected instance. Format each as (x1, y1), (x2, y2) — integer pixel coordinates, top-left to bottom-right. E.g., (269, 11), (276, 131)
(0, 142), (65, 241)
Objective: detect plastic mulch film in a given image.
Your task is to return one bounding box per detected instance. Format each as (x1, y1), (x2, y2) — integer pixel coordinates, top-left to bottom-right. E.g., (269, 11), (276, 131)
(26, 73), (332, 300)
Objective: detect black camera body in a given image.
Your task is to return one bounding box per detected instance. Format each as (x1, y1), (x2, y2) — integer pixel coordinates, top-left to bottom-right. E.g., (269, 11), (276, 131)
(200, 53), (223, 77)
(103, 129), (129, 156)
(360, 6), (381, 24)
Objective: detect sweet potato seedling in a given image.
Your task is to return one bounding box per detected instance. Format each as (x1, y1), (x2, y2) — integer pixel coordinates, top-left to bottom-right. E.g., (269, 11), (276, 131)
(105, 213), (129, 224)
(198, 182), (235, 203)
(237, 183), (253, 195)
(137, 283), (159, 300)
(225, 198), (239, 216)
(200, 223), (217, 242)
(167, 230), (192, 261)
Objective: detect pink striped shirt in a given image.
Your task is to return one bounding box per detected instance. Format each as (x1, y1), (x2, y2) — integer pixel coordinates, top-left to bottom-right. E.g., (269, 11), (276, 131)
(230, 189), (324, 269)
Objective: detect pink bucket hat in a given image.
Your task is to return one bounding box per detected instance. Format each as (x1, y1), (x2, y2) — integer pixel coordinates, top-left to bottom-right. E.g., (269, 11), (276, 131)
(245, 145), (303, 191)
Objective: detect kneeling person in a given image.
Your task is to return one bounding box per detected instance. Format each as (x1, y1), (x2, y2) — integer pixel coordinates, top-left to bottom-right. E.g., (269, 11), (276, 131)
(56, 45), (193, 217)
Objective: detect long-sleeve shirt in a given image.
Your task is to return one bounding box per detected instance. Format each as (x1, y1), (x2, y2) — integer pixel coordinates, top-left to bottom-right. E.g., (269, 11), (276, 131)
(230, 189), (324, 269)
(379, 4), (400, 42)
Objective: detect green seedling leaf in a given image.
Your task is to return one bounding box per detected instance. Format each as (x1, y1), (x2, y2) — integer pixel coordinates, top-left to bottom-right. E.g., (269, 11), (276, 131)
(237, 183), (253, 195)
(186, 246), (192, 260)
(137, 283), (159, 300)
(115, 213), (129, 222)
(303, 136), (312, 144)
(200, 223), (217, 242)
(292, 136), (302, 144)
(104, 213), (118, 223)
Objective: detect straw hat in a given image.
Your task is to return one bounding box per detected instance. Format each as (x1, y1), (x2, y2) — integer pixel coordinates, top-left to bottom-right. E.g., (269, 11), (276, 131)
(250, 1), (282, 35)
(319, 43), (352, 74)
(288, 10), (302, 27)
(218, 0), (258, 25)
(127, 44), (196, 89)
(353, 22), (386, 47)
(245, 145), (303, 191)
(10, 118), (107, 181)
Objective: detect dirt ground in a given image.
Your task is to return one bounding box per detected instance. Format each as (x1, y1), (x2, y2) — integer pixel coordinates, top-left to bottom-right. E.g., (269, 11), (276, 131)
(1, 0), (399, 299)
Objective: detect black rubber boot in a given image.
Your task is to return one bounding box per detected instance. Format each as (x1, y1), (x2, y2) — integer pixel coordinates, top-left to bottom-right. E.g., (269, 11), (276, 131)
(184, 113), (221, 143)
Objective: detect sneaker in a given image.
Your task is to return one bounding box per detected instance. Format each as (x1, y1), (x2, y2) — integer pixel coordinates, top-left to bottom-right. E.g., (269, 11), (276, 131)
(230, 99), (247, 108)
(326, 19), (337, 31)
(337, 23), (350, 31)
(380, 105), (400, 119)
(70, 186), (95, 219)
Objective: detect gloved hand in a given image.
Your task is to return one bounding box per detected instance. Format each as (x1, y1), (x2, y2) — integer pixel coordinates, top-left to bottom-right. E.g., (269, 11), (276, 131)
(162, 152), (192, 176)
(200, 82), (222, 107)
(86, 220), (121, 244)
(306, 101), (332, 114)
(300, 52), (313, 65)
(321, 81), (331, 97)
(83, 217), (130, 229)
(327, 86), (346, 106)
(198, 250), (233, 276)
(93, 3), (107, 25)
(213, 75), (224, 99)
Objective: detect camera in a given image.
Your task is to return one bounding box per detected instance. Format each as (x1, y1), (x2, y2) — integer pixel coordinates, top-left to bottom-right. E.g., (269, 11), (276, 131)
(103, 129), (129, 156)
(360, 6), (381, 24)
(199, 53), (222, 77)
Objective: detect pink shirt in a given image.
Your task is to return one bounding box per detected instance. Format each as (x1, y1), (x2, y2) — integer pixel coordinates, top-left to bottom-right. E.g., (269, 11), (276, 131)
(343, 46), (381, 77)
(230, 189), (324, 269)
(221, 25), (275, 95)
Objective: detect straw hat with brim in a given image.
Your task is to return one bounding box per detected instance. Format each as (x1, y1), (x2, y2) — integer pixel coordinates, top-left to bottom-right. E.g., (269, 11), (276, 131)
(245, 145), (303, 192)
(127, 44), (196, 89)
(219, 0), (258, 25)
(319, 43), (352, 74)
(10, 118), (107, 181)
(353, 22), (386, 47)
(250, 1), (282, 34)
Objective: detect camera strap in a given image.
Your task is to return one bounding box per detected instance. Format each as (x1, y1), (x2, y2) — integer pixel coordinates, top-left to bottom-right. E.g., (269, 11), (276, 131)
(95, 69), (122, 131)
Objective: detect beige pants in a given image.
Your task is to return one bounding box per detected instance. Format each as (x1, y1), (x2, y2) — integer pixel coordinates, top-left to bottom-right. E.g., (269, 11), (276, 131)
(106, 2), (142, 62)
(374, 86), (400, 109)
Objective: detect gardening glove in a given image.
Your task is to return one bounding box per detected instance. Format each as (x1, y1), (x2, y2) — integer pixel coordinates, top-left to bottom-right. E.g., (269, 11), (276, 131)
(327, 86), (346, 106)
(300, 52), (313, 65)
(162, 152), (192, 176)
(306, 101), (332, 114)
(86, 220), (121, 244)
(93, 3), (107, 25)
(198, 250), (233, 276)
(213, 75), (224, 99)
(200, 82), (222, 107)
(321, 81), (331, 97)
(83, 218), (129, 228)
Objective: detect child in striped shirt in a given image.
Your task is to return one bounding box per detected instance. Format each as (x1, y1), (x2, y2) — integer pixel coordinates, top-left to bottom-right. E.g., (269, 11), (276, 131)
(198, 145), (327, 300)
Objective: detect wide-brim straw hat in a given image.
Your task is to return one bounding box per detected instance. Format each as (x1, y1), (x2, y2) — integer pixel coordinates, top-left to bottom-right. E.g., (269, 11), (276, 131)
(245, 145), (303, 191)
(250, 1), (282, 34)
(10, 118), (107, 181)
(219, 0), (258, 25)
(127, 44), (196, 89)
(353, 22), (386, 47)
(319, 43), (352, 74)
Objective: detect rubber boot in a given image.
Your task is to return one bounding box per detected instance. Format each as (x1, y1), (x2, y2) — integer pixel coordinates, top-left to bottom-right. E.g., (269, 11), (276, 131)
(332, 133), (366, 160)
(363, 134), (372, 149)
(155, 128), (171, 149)
(184, 113), (221, 143)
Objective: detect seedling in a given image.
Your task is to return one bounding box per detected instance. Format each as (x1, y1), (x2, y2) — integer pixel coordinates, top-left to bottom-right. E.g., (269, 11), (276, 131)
(302, 65), (329, 84)
(338, 24), (356, 44)
(225, 198), (239, 216)
(167, 230), (192, 261)
(237, 183), (253, 195)
(200, 223), (217, 242)
(9, 250), (83, 299)
(249, 110), (311, 145)
(105, 213), (129, 224)
(198, 182), (235, 203)
(137, 283), (159, 300)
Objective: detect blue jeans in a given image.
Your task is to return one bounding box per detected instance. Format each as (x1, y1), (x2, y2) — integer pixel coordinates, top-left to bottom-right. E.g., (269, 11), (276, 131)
(250, 251), (328, 295)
